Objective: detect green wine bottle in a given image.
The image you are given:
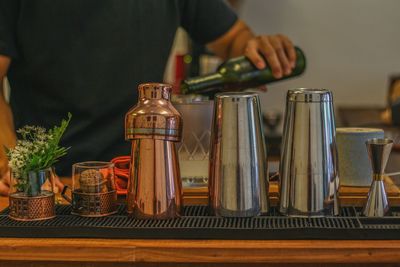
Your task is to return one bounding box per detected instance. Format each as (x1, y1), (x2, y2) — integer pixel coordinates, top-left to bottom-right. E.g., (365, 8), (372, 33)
(181, 46), (306, 96)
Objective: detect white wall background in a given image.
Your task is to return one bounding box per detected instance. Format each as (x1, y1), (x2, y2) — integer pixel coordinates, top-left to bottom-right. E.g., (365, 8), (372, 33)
(239, 0), (400, 113)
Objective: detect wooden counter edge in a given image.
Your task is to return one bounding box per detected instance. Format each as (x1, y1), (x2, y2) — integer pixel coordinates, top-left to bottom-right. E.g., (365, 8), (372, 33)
(0, 238), (400, 263)
(1, 177), (400, 264)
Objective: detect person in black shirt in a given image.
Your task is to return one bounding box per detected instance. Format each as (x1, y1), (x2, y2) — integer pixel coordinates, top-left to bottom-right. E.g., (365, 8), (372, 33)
(0, 0), (297, 195)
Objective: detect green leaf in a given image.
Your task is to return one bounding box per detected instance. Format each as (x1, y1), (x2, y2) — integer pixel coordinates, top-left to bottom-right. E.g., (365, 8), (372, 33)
(10, 113), (72, 191)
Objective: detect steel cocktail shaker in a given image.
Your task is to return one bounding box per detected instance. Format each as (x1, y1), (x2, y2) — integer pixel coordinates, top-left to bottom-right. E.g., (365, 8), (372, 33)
(125, 83), (183, 219)
(279, 88), (339, 217)
(209, 92), (269, 217)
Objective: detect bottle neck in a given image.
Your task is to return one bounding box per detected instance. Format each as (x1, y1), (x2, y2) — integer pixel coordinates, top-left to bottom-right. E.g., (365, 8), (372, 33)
(180, 46), (306, 95)
(180, 73), (224, 94)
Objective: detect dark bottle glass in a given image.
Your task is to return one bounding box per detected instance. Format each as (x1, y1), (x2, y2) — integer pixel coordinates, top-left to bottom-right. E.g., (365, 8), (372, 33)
(181, 47), (306, 96)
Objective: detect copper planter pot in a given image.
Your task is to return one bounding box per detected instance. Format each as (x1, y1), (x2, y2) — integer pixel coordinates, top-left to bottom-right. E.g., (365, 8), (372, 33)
(8, 168), (56, 221)
(9, 191), (55, 221)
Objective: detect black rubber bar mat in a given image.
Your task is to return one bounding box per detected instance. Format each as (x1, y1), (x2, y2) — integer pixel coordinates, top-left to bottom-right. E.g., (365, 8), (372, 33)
(1, 205), (400, 240)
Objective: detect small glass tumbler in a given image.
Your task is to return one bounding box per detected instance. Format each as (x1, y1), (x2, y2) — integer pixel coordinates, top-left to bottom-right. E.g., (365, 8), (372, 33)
(62, 161), (117, 217)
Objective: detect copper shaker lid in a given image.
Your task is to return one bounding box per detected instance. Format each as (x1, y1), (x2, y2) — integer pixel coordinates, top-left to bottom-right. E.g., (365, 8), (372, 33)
(125, 83), (182, 141)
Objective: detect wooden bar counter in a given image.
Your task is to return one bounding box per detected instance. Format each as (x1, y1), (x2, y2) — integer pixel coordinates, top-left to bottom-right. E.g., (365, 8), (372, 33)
(1, 178), (400, 266)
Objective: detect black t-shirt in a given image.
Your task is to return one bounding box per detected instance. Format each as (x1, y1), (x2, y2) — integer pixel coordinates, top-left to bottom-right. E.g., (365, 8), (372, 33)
(0, 0), (237, 175)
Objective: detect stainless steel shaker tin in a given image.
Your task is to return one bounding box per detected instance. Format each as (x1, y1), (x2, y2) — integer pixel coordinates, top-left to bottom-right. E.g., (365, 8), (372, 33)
(209, 92), (269, 217)
(279, 88), (339, 217)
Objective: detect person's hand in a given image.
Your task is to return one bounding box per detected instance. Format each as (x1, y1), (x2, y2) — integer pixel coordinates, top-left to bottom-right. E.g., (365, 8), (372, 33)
(0, 169), (10, 196)
(53, 172), (65, 194)
(0, 148), (10, 196)
(244, 34), (297, 79)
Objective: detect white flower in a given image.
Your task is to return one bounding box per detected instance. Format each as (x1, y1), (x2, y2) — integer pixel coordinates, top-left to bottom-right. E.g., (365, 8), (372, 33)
(7, 114), (71, 192)
(8, 125), (54, 179)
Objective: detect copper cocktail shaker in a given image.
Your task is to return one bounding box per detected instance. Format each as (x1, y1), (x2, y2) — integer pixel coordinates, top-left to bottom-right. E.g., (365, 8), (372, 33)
(125, 83), (183, 219)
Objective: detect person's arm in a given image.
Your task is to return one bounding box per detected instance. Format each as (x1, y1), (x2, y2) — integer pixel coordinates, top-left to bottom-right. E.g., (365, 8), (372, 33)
(207, 19), (297, 79)
(0, 54), (15, 195)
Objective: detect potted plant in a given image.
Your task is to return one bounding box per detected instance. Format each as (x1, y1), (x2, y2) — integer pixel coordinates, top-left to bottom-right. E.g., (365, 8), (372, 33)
(6, 113), (71, 221)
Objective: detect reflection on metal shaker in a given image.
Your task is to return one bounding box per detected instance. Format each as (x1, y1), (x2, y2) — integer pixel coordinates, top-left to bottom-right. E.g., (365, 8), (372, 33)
(209, 92), (269, 217)
(125, 83), (183, 219)
(279, 88), (339, 217)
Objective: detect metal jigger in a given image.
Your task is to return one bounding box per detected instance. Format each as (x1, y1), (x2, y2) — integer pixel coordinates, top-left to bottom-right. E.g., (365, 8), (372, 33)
(362, 138), (393, 217)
